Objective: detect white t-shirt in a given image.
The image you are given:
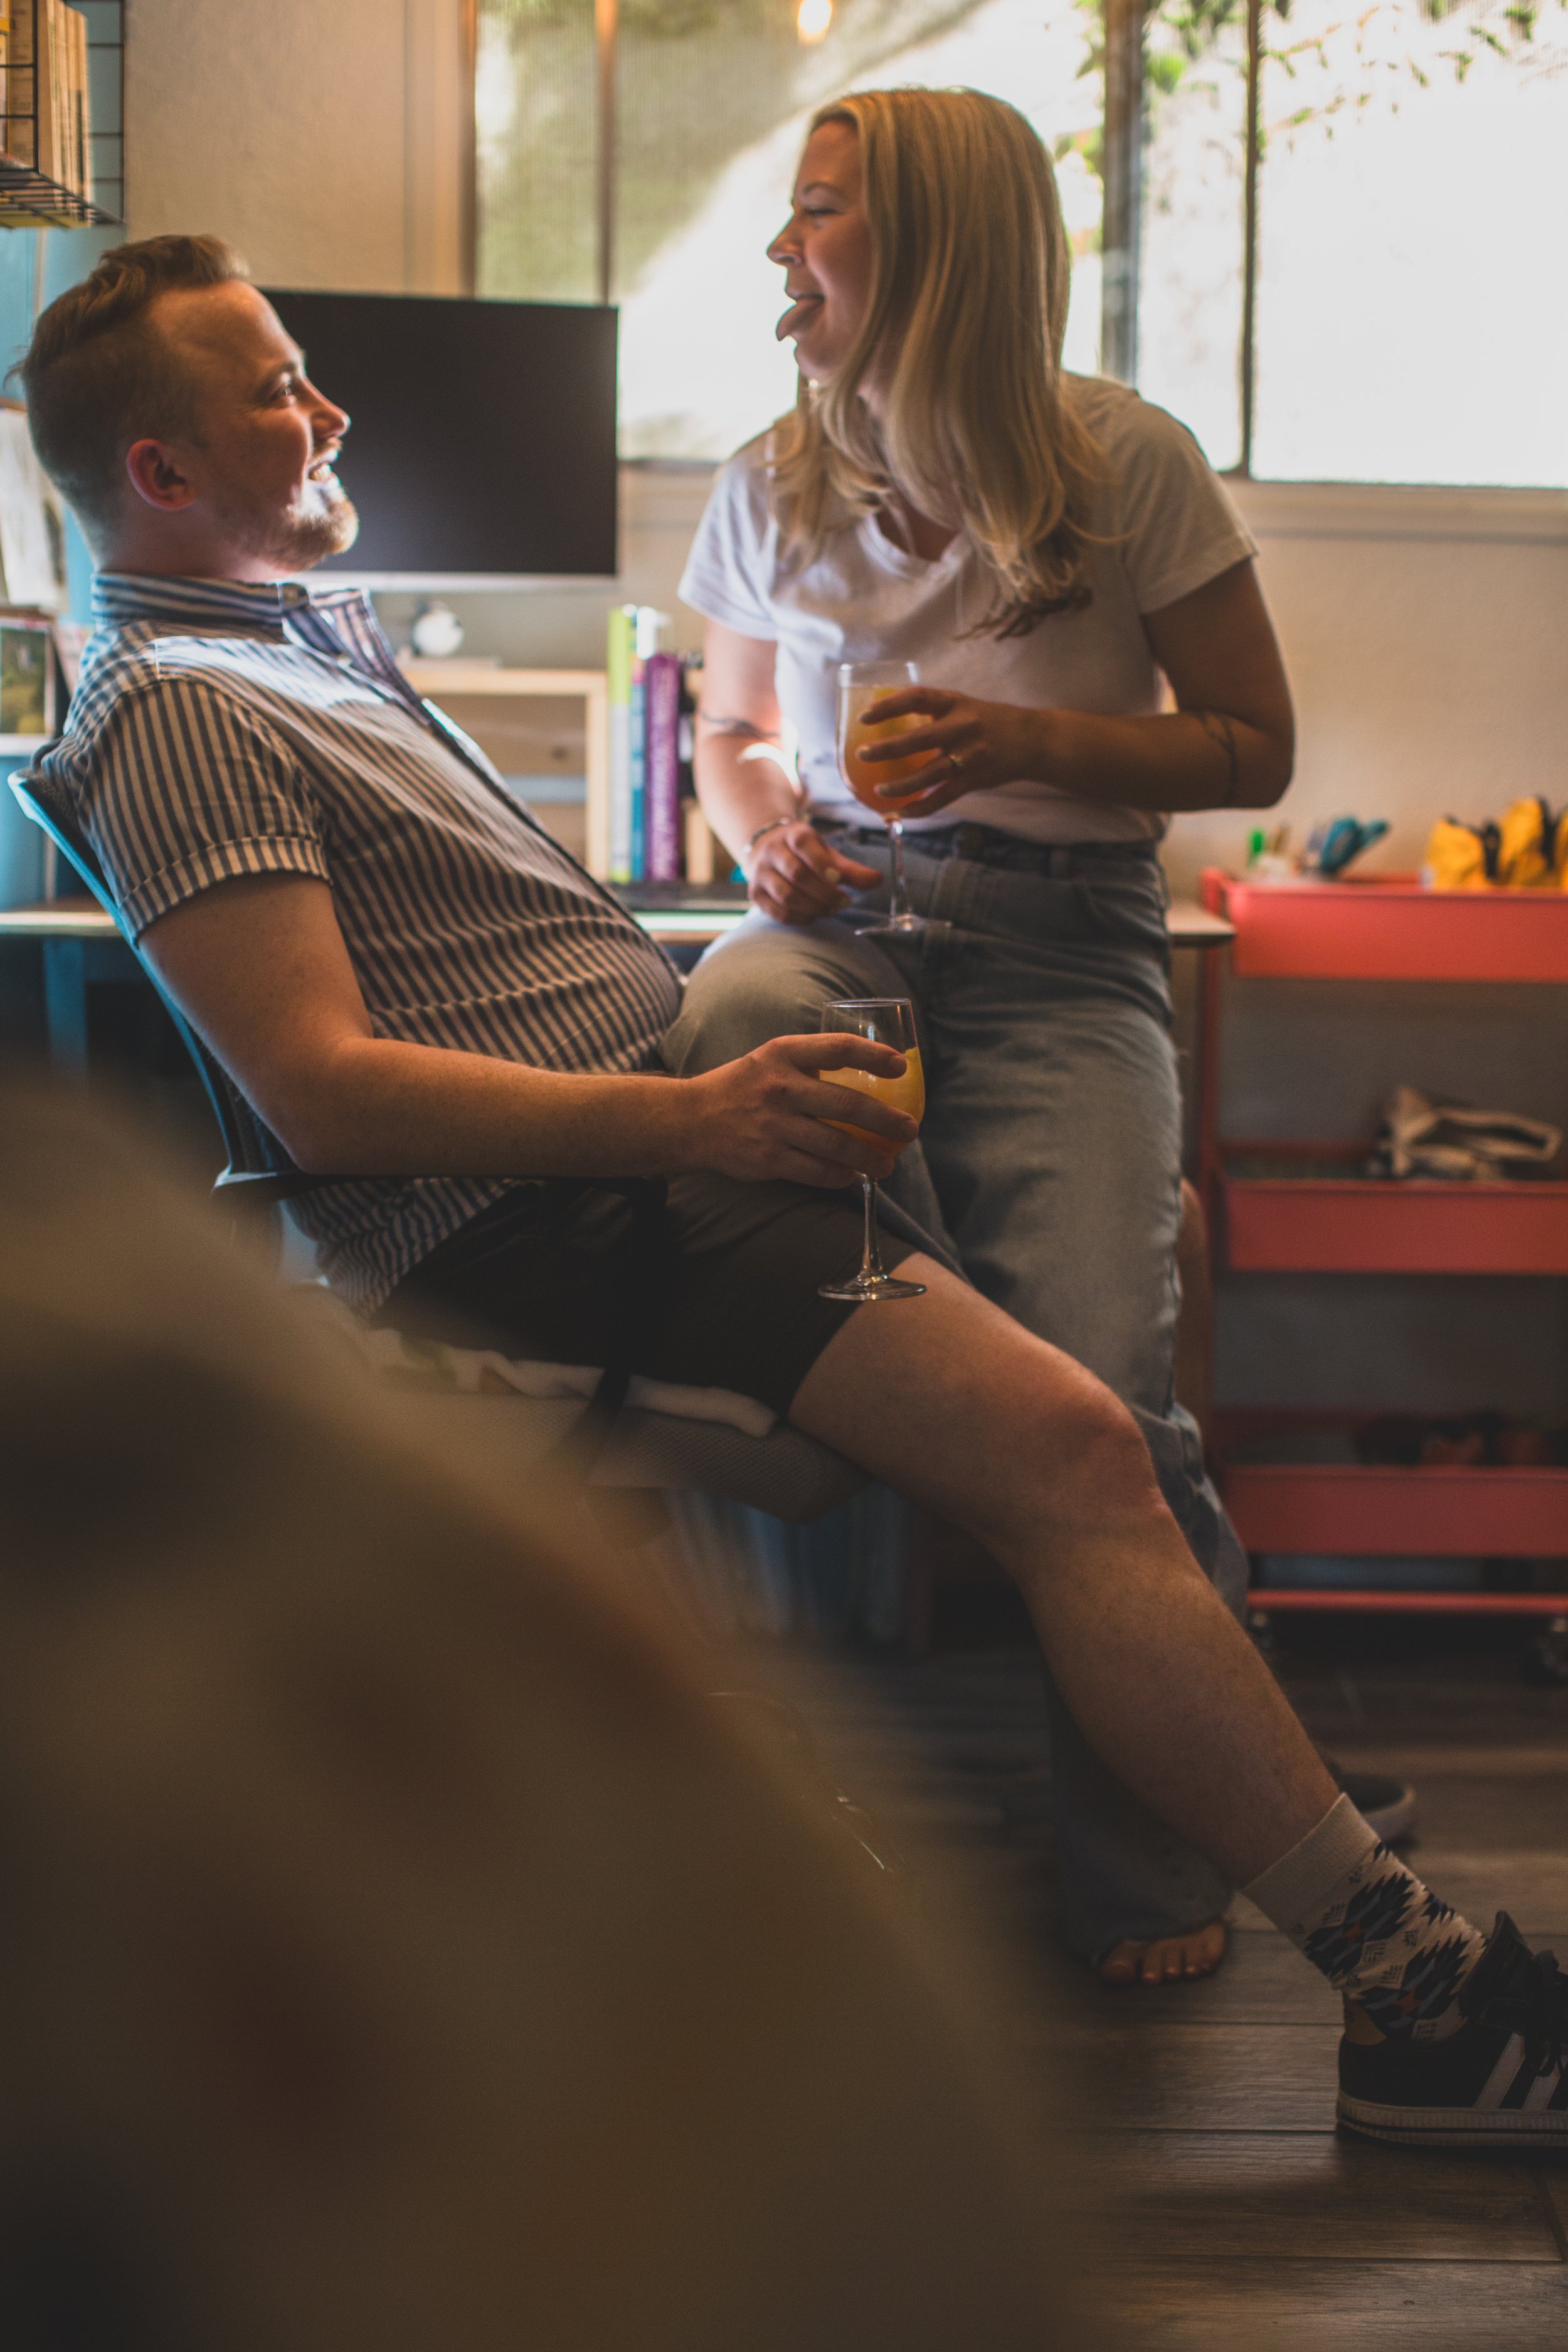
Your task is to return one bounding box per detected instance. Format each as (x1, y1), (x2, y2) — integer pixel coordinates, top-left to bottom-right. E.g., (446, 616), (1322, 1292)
(678, 374), (1257, 846)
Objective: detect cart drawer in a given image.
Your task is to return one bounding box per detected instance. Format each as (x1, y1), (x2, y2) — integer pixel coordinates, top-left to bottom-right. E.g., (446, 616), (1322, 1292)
(1223, 1175), (1568, 1274)
(1222, 1464), (1568, 1557)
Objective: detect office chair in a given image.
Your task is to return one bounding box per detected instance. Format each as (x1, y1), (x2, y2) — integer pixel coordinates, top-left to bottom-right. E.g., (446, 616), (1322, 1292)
(10, 772), (866, 1527)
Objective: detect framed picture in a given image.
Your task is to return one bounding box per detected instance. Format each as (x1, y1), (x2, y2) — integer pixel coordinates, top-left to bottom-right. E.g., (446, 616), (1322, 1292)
(0, 614), (54, 739)
(0, 405), (68, 613)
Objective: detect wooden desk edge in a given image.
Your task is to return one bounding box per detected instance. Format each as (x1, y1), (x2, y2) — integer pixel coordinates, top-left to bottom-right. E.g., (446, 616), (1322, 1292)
(1168, 899), (1235, 946)
(0, 897), (1236, 946)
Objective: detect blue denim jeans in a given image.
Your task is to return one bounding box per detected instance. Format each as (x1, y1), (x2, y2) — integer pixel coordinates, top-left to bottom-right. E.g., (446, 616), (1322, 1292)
(663, 824), (1247, 1957)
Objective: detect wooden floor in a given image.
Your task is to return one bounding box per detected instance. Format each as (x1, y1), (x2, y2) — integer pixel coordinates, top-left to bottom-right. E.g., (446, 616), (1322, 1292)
(800, 1619), (1568, 2348)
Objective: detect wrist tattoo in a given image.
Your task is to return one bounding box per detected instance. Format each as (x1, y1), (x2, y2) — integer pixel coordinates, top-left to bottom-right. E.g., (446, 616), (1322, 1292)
(1199, 709), (1241, 805)
(697, 712), (782, 744)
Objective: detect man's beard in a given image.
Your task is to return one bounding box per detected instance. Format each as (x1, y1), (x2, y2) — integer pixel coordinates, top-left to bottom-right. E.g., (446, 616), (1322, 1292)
(217, 476), (360, 573)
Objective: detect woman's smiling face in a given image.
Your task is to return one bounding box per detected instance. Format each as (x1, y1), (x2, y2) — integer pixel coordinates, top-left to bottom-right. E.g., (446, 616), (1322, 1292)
(766, 119), (874, 383)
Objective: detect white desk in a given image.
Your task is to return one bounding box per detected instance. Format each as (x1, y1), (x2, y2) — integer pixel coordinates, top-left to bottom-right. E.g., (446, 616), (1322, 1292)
(0, 894), (1233, 1071)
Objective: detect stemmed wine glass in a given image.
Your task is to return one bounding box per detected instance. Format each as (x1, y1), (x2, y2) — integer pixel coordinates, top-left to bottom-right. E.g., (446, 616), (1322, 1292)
(816, 999), (927, 1304)
(837, 659), (930, 934)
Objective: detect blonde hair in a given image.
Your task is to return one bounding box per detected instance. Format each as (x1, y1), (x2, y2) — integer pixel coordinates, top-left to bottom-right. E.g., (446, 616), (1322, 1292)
(770, 87), (1103, 640)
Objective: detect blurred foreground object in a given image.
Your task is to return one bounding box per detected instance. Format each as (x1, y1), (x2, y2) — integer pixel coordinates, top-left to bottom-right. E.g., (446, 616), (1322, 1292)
(0, 1077), (1062, 2352)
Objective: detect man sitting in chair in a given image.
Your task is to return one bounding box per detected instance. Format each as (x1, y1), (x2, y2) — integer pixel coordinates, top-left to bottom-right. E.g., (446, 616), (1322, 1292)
(18, 234), (1568, 2152)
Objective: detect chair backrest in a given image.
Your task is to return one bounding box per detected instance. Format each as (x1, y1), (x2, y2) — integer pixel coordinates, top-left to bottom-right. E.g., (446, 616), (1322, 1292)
(10, 771), (302, 1187)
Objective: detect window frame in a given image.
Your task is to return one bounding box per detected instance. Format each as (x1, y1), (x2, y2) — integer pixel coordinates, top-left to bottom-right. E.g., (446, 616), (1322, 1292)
(474, 0), (1560, 491)
(1100, 0), (1261, 470)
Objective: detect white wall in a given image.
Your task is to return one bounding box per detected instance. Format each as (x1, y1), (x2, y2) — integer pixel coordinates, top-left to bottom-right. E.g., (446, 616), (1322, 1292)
(1172, 480), (1568, 895)
(125, 0), (471, 296)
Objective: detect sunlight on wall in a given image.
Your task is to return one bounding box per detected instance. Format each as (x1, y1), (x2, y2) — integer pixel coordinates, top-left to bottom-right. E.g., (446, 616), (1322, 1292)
(1141, 0), (1568, 484)
(1254, 2), (1568, 485)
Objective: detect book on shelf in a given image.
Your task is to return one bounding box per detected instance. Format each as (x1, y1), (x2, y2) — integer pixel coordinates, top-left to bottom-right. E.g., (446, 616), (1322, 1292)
(6, 0), (32, 167)
(645, 649), (683, 881)
(68, 0), (88, 201)
(605, 606), (633, 883)
(682, 800), (719, 886)
(601, 612), (731, 887)
(628, 609), (657, 883)
(4, 1), (92, 202)
(46, 0), (65, 189)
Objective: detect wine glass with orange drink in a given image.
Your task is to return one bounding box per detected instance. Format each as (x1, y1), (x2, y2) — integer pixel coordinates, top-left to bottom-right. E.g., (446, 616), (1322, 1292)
(816, 999), (927, 1303)
(838, 659), (933, 934)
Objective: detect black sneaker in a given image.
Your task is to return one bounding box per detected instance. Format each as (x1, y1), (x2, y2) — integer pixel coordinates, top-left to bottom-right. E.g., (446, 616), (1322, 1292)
(1337, 1912), (1568, 2147)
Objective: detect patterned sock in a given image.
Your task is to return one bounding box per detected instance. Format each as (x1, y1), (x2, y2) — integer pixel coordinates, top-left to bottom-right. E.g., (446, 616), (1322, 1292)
(1244, 1794), (1488, 2041)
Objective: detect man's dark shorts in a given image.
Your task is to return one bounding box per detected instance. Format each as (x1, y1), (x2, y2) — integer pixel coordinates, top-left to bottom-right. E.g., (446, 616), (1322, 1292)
(379, 1173), (923, 1416)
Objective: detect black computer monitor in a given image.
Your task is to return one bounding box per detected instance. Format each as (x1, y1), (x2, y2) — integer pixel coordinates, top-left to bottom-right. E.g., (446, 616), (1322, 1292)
(260, 290), (618, 585)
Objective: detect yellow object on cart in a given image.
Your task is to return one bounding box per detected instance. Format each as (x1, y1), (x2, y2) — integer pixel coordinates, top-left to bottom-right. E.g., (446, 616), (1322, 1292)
(1497, 798), (1560, 889)
(1427, 802), (1567, 890)
(1426, 817), (1494, 890)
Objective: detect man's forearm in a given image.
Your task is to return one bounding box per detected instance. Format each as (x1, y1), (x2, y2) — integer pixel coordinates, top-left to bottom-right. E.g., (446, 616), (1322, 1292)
(284, 1036), (698, 1180)
(137, 870), (901, 1194)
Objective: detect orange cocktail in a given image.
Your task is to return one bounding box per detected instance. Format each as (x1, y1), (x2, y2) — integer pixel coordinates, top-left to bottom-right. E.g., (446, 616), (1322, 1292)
(837, 659), (928, 937)
(839, 688), (930, 813)
(816, 997), (927, 1305)
(822, 1044), (925, 1153)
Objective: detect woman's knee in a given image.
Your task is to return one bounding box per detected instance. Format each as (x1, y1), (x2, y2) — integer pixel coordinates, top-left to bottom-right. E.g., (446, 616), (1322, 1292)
(665, 958), (825, 1072)
(664, 918), (894, 1073)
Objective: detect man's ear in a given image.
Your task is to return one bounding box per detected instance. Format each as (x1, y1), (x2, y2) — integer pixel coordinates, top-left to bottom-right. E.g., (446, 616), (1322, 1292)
(124, 437), (198, 514)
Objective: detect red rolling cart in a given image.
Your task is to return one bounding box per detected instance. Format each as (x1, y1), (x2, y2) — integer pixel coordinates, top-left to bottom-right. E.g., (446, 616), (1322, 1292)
(1195, 869), (1568, 1675)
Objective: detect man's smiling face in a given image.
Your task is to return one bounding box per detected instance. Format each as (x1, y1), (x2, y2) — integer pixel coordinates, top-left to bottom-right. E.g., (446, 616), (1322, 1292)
(140, 279), (358, 573)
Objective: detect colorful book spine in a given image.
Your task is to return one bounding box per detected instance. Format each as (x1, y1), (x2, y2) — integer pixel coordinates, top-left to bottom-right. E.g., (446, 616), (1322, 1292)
(683, 801), (716, 885)
(645, 650), (682, 881)
(6, 0), (31, 172)
(45, 1), (65, 190)
(628, 644), (647, 882)
(70, 0), (88, 201)
(605, 605), (633, 883)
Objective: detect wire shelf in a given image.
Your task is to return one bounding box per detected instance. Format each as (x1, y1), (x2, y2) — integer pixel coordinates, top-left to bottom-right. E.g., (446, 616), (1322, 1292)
(0, 0), (122, 230)
(0, 159), (116, 226)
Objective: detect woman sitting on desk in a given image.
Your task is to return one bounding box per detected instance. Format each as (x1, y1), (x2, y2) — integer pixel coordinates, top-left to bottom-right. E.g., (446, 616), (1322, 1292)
(667, 85), (1296, 1989)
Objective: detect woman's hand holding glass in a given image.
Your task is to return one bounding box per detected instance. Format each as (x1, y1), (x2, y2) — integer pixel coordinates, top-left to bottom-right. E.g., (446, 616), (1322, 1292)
(852, 686), (1046, 819)
(743, 818), (882, 926)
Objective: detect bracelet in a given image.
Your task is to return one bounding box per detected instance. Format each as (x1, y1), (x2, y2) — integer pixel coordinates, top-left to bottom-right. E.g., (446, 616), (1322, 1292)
(743, 815), (798, 856)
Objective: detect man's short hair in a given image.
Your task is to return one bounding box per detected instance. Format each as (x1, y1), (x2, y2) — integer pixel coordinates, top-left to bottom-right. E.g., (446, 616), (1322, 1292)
(16, 233), (249, 544)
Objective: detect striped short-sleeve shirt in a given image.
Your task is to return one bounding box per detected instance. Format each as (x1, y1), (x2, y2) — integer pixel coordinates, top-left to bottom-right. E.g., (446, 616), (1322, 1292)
(32, 573), (684, 1310)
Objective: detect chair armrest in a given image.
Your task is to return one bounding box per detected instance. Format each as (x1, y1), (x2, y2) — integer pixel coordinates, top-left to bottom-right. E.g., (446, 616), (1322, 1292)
(215, 1169), (358, 1207)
